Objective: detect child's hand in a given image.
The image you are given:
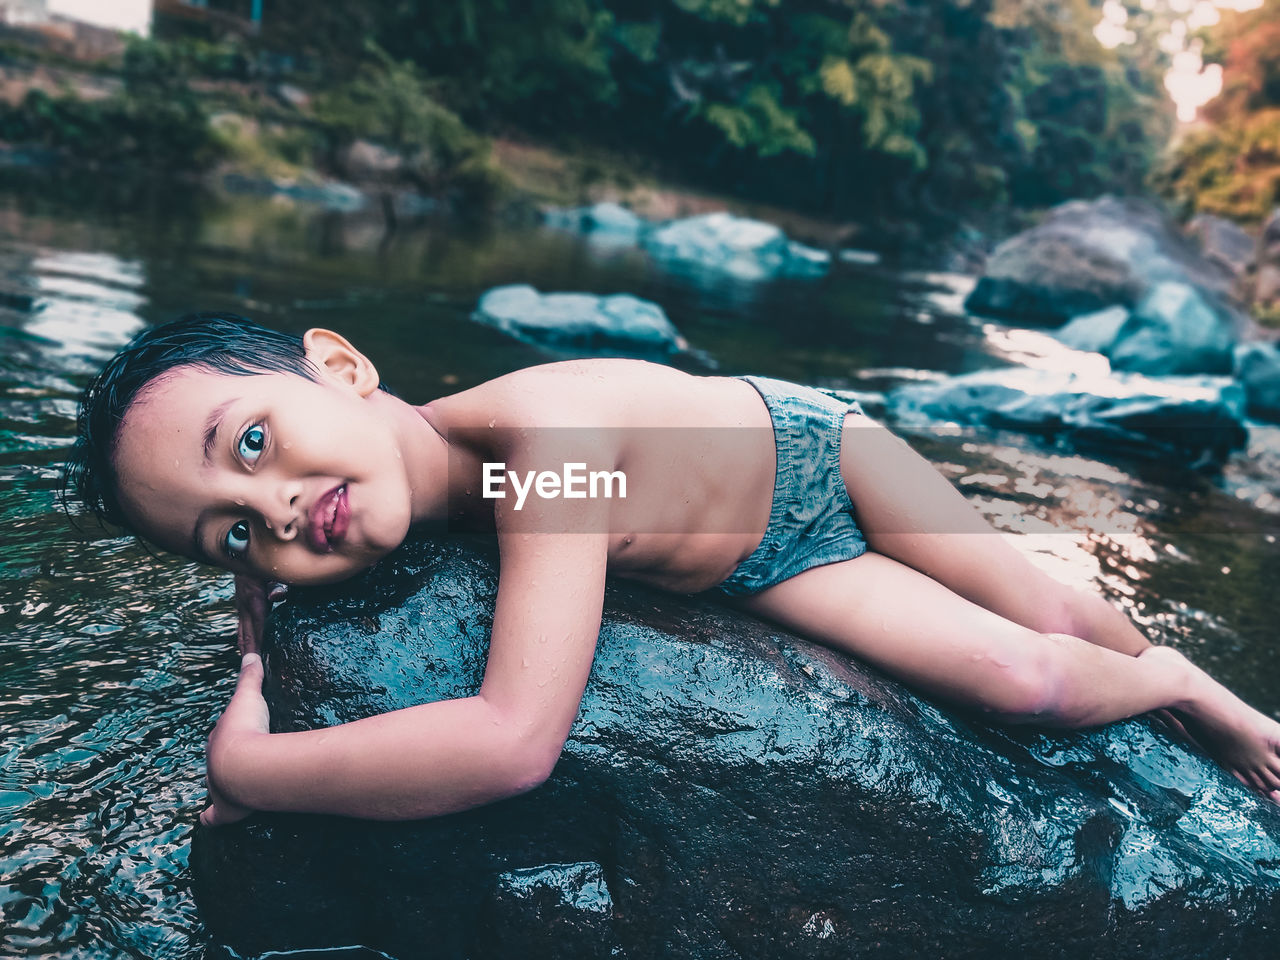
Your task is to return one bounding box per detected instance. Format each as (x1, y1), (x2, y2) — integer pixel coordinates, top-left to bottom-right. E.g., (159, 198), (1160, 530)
(234, 575), (287, 655)
(200, 652), (271, 828)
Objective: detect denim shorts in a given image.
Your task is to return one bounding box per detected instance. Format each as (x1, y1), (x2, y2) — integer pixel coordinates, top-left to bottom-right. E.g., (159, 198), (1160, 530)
(717, 376), (869, 597)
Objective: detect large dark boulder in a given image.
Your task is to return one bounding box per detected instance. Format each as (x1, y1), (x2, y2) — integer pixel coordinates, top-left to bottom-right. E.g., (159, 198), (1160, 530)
(191, 537), (1280, 959)
(887, 366), (1247, 468)
(965, 197), (1245, 335)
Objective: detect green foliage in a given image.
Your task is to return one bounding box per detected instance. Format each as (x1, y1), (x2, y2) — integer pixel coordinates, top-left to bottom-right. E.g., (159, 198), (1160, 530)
(122, 35), (252, 83)
(1159, 4), (1280, 223)
(161, 0), (1171, 219)
(0, 0), (1176, 219)
(313, 42), (506, 204)
(0, 37), (223, 171)
(370, 0), (618, 129)
(702, 84), (817, 157)
(1160, 109), (1280, 222)
(314, 44), (471, 157)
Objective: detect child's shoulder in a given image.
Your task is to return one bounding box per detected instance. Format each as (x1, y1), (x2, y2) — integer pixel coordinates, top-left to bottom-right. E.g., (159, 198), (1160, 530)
(428, 359), (705, 430)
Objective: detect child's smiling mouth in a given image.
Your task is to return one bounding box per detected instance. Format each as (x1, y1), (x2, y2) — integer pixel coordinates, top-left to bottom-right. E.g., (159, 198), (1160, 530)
(308, 484), (349, 552)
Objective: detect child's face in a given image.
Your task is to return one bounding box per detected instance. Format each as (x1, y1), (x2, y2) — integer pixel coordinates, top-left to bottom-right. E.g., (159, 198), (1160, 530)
(111, 343), (416, 585)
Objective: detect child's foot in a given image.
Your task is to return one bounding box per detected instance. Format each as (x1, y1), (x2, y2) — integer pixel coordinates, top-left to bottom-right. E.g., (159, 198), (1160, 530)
(1142, 646), (1280, 804)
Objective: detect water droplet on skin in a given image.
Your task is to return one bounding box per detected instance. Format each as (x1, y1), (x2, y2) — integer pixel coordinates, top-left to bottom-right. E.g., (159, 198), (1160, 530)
(488, 419), (496, 429)
(521, 657), (529, 668)
(236, 499), (246, 506)
(283, 442), (293, 450)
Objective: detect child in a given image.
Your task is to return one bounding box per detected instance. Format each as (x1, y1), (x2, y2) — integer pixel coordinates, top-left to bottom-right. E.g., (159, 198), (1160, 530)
(64, 313), (1280, 826)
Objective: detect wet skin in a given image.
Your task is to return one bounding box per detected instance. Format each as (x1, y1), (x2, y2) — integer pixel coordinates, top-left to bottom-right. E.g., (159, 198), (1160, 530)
(109, 330), (1280, 822)
(113, 335), (780, 592)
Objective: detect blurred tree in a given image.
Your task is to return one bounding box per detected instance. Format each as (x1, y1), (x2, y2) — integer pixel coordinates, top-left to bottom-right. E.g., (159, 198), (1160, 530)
(1159, 2), (1280, 221)
(150, 0), (1176, 220)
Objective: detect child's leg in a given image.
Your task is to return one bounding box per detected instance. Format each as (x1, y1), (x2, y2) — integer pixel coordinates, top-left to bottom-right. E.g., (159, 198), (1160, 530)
(839, 415), (1151, 656)
(739, 553), (1280, 799)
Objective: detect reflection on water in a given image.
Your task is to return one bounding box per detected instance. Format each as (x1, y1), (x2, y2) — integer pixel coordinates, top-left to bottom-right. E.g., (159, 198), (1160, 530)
(0, 186), (1278, 957)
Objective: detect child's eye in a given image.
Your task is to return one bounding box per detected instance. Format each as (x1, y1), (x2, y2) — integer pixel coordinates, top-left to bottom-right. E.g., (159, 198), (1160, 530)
(225, 520), (251, 559)
(238, 424), (266, 464)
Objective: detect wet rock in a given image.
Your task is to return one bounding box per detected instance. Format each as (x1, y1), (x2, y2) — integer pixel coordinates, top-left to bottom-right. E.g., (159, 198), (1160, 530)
(1053, 286), (1237, 376)
(1257, 264), (1280, 308)
(1055, 305), (1131, 354)
(837, 248), (882, 266)
(642, 211), (830, 281)
(337, 139), (405, 182)
(476, 862), (621, 959)
(888, 366), (1247, 468)
(472, 284), (689, 356)
(1258, 209), (1280, 313)
(1188, 213), (1256, 283)
(1263, 207), (1280, 261)
(1235, 342), (1280, 422)
(965, 196), (1244, 330)
(191, 536), (1280, 959)
(272, 83), (311, 111)
(221, 172), (368, 212)
(543, 201), (646, 238)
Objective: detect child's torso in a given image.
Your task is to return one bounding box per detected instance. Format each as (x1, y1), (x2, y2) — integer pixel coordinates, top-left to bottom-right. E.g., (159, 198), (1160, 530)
(419, 359), (779, 593)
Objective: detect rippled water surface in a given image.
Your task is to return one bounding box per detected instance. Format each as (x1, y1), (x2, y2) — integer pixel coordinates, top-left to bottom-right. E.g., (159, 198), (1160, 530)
(1, 186), (1278, 958)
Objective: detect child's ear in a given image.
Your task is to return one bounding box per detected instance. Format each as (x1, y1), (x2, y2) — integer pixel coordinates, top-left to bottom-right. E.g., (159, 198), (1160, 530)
(302, 329), (380, 397)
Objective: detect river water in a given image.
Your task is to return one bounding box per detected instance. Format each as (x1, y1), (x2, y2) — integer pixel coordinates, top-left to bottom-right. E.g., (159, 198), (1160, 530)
(1, 185), (1278, 958)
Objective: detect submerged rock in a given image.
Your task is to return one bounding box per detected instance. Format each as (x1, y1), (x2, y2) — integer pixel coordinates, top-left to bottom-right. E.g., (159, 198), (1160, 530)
(472, 284), (689, 357)
(192, 537), (1280, 959)
(642, 211), (830, 281)
(965, 196), (1243, 334)
(888, 366), (1247, 468)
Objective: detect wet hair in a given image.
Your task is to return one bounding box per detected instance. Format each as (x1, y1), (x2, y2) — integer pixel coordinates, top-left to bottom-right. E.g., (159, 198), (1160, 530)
(63, 312), (343, 533)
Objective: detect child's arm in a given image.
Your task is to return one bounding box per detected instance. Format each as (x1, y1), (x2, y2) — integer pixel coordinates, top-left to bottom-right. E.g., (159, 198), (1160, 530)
(202, 528), (609, 823)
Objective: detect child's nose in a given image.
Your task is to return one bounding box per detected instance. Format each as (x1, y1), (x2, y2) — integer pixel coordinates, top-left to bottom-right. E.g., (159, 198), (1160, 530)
(262, 485), (302, 541)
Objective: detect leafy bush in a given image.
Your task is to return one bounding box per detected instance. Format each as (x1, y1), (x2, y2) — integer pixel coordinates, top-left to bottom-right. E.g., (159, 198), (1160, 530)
(1158, 4), (1280, 223)
(313, 43), (506, 204)
(0, 87), (221, 170)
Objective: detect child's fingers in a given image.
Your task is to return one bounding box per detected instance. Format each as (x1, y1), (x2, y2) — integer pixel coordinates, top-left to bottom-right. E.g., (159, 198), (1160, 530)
(200, 798), (250, 827)
(232, 653), (264, 698)
(220, 653), (271, 733)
